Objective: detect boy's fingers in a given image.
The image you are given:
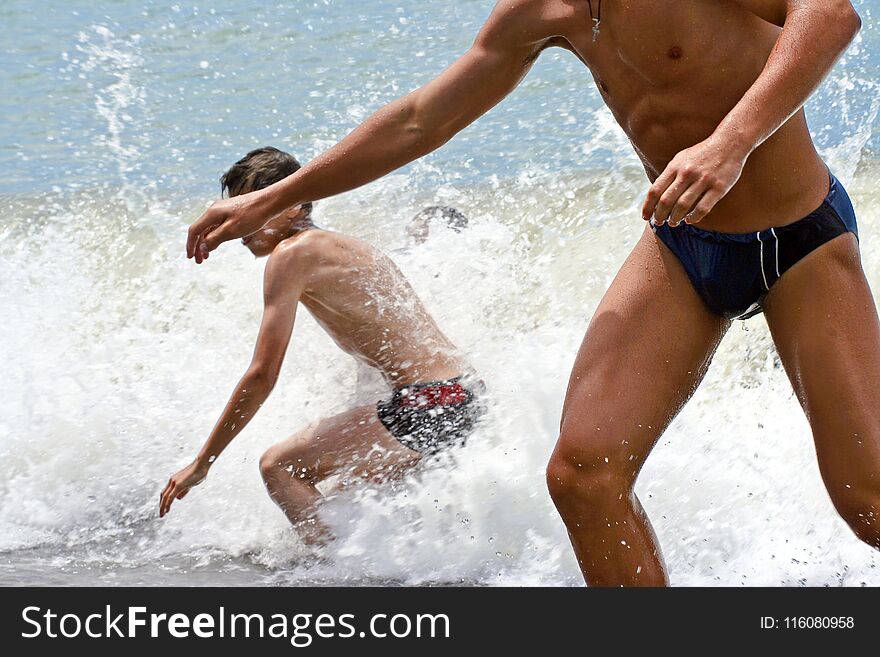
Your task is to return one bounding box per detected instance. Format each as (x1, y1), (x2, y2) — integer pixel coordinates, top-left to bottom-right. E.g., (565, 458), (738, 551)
(159, 479), (176, 517)
(188, 216), (222, 264)
(163, 489), (176, 516)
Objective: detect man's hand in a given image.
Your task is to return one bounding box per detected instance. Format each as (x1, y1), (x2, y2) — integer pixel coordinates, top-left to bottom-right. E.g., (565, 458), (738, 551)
(642, 134), (749, 227)
(187, 191), (273, 264)
(159, 459), (210, 517)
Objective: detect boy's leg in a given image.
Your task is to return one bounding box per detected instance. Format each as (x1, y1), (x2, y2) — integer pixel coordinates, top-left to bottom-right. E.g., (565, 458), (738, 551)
(763, 234), (880, 548)
(259, 405), (420, 544)
(547, 227), (730, 586)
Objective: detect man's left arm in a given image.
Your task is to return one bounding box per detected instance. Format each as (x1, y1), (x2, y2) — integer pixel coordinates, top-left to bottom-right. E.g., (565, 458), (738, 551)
(644, 0), (861, 225)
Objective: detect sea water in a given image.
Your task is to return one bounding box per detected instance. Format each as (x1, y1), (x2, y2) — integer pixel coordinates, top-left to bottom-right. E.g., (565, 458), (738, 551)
(2, 0), (880, 586)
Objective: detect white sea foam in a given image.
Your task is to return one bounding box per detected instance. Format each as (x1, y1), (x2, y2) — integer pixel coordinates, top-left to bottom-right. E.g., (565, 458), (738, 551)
(3, 160), (880, 586)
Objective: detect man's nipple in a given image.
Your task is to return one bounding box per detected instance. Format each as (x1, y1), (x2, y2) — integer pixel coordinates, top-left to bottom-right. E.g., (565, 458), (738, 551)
(667, 46), (683, 60)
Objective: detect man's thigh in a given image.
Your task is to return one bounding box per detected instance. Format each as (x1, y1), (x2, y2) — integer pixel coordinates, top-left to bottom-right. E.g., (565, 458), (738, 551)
(764, 233), (880, 490)
(558, 227), (730, 464)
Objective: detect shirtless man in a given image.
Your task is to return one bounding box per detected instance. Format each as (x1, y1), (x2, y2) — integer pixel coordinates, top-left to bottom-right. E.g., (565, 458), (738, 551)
(184, 1), (878, 585)
(160, 147), (484, 543)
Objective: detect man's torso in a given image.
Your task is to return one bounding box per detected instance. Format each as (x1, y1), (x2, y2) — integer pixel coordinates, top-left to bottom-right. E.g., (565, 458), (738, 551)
(538, 0), (830, 231)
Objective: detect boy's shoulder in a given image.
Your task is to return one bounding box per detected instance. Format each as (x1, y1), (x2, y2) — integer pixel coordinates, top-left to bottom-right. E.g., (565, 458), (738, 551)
(268, 228), (385, 280)
(269, 228), (334, 266)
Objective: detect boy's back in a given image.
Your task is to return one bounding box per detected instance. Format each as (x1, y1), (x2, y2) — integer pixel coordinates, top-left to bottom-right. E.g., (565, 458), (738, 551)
(279, 228), (468, 386)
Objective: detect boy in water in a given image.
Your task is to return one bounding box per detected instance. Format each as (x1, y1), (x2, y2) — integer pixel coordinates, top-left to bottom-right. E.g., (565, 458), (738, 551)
(159, 147), (483, 543)
(406, 206), (470, 245)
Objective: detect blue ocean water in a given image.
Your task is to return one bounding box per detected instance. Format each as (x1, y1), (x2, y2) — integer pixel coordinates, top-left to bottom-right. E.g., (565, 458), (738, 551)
(2, 0), (877, 197)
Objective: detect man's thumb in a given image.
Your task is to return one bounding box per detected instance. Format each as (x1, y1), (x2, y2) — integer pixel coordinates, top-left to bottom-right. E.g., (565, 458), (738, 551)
(203, 223), (231, 253)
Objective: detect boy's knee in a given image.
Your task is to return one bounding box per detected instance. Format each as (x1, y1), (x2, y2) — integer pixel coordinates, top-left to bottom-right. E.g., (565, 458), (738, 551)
(259, 446), (286, 480)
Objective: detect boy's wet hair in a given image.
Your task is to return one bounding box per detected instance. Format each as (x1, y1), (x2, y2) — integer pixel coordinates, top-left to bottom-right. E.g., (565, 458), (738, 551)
(220, 146), (313, 215)
(412, 206), (469, 232)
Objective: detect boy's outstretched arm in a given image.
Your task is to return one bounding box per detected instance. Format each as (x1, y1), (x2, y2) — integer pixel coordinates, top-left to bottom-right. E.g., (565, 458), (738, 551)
(187, 0), (561, 262)
(160, 248), (306, 517)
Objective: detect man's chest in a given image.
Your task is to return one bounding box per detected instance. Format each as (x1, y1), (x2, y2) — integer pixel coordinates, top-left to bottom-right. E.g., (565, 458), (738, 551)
(561, 0), (733, 87)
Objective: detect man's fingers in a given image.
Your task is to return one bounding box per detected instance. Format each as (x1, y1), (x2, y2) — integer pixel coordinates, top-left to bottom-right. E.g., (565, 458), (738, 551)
(668, 186), (706, 227)
(643, 181), (668, 222)
(642, 182), (666, 221)
(642, 165), (678, 220)
(203, 221), (237, 253)
(186, 225), (198, 260)
(685, 188), (724, 224)
(642, 188), (661, 222)
(652, 177), (690, 226)
(187, 209), (217, 259)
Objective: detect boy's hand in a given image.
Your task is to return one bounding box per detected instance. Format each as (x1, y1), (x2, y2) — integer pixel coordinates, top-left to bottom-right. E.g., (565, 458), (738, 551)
(187, 191), (273, 264)
(159, 460), (210, 517)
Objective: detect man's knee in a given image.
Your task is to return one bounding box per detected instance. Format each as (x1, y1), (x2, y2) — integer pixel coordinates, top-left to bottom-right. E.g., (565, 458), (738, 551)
(546, 427), (635, 521)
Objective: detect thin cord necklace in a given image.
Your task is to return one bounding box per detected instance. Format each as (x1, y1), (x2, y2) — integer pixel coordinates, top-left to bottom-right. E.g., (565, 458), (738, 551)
(588, 0), (603, 42)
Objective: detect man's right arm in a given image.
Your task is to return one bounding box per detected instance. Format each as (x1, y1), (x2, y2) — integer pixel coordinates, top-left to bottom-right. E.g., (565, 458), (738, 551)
(187, 0), (562, 261)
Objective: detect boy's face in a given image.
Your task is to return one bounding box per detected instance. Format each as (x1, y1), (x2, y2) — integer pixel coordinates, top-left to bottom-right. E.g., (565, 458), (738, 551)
(233, 185), (305, 257)
(240, 211), (295, 257)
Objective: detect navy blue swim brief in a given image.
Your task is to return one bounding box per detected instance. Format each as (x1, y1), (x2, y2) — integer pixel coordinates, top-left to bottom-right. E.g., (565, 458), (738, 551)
(652, 173), (858, 320)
